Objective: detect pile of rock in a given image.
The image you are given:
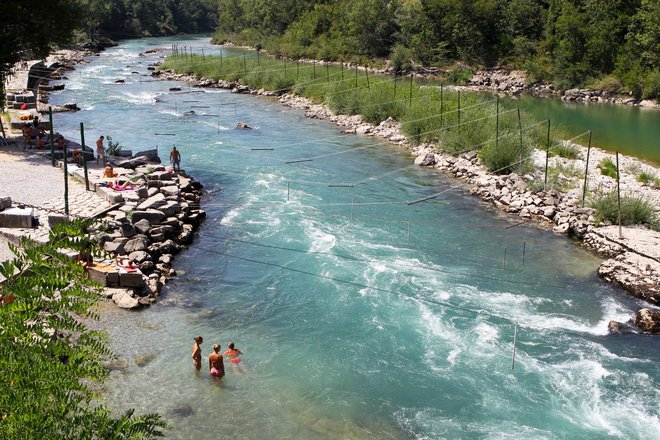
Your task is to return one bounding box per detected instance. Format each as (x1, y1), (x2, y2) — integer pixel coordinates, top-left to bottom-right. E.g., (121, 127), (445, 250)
(91, 167), (205, 308)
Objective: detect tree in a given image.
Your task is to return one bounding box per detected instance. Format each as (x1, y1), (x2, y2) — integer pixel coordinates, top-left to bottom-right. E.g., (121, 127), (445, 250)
(0, 221), (167, 438)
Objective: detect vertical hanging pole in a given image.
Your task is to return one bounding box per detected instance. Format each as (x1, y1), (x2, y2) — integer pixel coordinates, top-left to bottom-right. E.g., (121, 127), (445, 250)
(502, 230), (508, 270)
(287, 181), (290, 201)
(544, 119), (551, 190)
(257, 50), (259, 66)
(407, 221), (411, 244)
(511, 321), (518, 370)
(201, 48), (205, 62)
(243, 54), (247, 73)
(409, 72), (413, 107)
(355, 65), (358, 88)
(63, 137), (69, 216)
(351, 197), (355, 220)
(341, 62), (344, 80)
(49, 106), (55, 166)
(616, 151), (622, 238)
(284, 59), (287, 75)
(495, 96), (500, 149)
(326, 63), (329, 82)
(80, 122), (89, 191)
(297, 60), (299, 77)
(313, 61), (316, 79)
(220, 52), (223, 68)
(365, 68), (370, 88)
(581, 130), (592, 208)
(522, 227), (527, 265)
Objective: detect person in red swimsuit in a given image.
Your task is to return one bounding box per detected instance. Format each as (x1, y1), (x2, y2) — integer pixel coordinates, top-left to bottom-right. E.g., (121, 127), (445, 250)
(223, 342), (247, 374)
(208, 344), (225, 380)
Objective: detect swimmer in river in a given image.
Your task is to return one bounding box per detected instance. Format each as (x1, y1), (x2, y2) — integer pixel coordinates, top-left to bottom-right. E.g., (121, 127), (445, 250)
(209, 344), (225, 380)
(223, 342), (248, 374)
(192, 336), (203, 373)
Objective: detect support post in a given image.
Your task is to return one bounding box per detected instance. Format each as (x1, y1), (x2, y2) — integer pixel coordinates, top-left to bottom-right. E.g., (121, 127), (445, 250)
(0, 112), (5, 138)
(49, 106), (55, 166)
(80, 122), (89, 191)
(407, 221), (411, 244)
(440, 84), (443, 127)
(616, 151), (622, 238)
(287, 181), (290, 201)
(457, 90), (461, 130)
(355, 65), (358, 88)
(341, 62), (343, 80)
(326, 63), (329, 82)
(495, 96), (499, 149)
(544, 119), (550, 190)
(351, 197), (355, 220)
(365, 68), (369, 88)
(517, 108), (523, 169)
(581, 130), (592, 208)
(297, 60), (299, 77)
(63, 137), (69, 215)
(313, 61), (316, 79)
(243, 54), (247, 73)
(220, 52), (223, 68)
(394, 75), (397, 99)
(409, 73), (413, 107)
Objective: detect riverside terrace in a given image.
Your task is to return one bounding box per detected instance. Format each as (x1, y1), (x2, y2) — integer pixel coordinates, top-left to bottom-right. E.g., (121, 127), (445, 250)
(0, 138), (205, 308)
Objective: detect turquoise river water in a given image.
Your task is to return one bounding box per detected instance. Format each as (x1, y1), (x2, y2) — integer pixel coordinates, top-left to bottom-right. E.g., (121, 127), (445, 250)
(50, 36), (659, 439)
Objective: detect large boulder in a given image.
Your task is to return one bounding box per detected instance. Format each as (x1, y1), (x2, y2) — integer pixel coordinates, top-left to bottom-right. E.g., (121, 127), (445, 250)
(635, 308), (660, 333)
(111, 288), (139, 309)
(124, 234), (149, 253)
(131, 209), (165, 225)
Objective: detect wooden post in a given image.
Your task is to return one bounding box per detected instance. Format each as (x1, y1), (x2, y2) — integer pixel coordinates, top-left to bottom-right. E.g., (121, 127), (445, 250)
(393, 74), (397, 99)
(325, 63), (329, 82)
(365, 68), (369, 88)
(354, 64), (358, 88)
(341, 62), (343, 80)
(313, 61), (316, 79)
(80, 122), (89, 191)
(49, 107), (55, 166)
(297, 60), (299, 77)
(220, 52), (223, 68)
(257, 50), (259, 66)
(581, 130), (592, 208)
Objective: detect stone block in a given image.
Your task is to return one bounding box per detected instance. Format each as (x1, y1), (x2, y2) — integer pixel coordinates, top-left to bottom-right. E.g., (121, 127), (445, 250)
(48, 213), (69, 228)
(0, 197), (11, 210)
(0, 207), (34, 228)
(119, 271), (145, 288)
(131, 209), (164, 225)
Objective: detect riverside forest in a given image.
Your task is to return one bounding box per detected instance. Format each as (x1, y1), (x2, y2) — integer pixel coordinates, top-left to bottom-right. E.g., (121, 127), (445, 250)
(1, 1), (659, 440)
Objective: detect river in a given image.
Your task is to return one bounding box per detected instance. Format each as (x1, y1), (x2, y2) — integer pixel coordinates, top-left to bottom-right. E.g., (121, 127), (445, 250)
(50, 36), (659, 439)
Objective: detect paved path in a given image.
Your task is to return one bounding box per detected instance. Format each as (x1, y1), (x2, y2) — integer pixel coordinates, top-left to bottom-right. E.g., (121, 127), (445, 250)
(0, 137), (112, 256)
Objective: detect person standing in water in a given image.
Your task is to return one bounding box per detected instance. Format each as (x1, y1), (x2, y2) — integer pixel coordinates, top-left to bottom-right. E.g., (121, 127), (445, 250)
(192, 336), (203, 373)
(209, 344), (225, 380)
(223, 342), (247, 374)
(169, 145), (181, 172)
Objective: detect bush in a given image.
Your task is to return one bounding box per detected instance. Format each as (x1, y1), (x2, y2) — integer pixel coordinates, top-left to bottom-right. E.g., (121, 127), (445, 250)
(642, 69), (660, 100)
(597, 157), (618, 179)
(443, 66), (474, 85)
(105, 136), (122, 156)
(589, 75), (622, 93)
(389, 45), (414, 73)
(479, 136), (534, 175)
(552, 143), (581, 159)
(531, 162), (583, 192)
(590, 192), (659, 230)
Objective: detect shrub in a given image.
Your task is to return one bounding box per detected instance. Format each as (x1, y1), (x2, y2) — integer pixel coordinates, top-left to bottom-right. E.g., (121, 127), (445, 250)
(637, 171), (657, 186)
(444, 66), (474, 85)
(105, 136), (122, 156)
(589, 75), (622, 93)
(590, 192), (659, 230)
(479, 136), (534, 175)
(642, 69), (660, 100)
(552, 143), (581, 159)
(389, 45), (414, 73)
(597, 157), (618, 179)
(531, 162), (583, 192)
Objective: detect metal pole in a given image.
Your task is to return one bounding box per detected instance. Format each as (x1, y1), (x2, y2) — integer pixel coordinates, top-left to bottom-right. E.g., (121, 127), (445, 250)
(287, 181), (290, 201)
(220, 52), (223, 68)
(457, 90), (461, 130)
(257, 50), (259, 66)
(313, 61), (316, 79)
(341, 62), (343, 80)
(409, 73), (413, 107)
(351, 197), (355, 220)
(581, 130), (592, 208)
(284, 59), (287, 75)
(616, 151), (622, 238)
(243, 54), (247, 73)
(495, 96), (499, 149)
(440, 84), (443, 127)
(326, 63), (329, 82)
(394, 75), (397, 99)
(49, 107), (55, 166)
(522, 228), (527, 265)
(517, 108), (523, 168)
(544, 119), (550, 190)
(297, 60), (299, 77)
(511, 321), (518, 370)
(407, 221), (411, 244)
(503, 230), (508, 270)
(80, 122), (89, 191)
(355, 65), (358, 87)
(365, 68), (369, 88)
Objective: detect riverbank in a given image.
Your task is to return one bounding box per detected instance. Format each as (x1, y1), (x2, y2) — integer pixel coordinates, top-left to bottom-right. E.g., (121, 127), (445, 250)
(157, 66), (659, 331)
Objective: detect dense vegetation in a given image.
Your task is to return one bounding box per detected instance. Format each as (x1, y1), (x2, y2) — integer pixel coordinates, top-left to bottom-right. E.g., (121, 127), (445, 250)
(213, 0), (660, 99)
(0, 221), (167, 438)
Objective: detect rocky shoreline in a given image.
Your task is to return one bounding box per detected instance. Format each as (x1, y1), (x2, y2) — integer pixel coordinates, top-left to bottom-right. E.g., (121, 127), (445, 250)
(462, 68), (660, 109)
(156, 67), (659, 333)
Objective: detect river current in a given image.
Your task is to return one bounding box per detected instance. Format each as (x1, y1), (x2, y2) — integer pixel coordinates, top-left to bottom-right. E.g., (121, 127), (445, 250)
(50, 36), (659, 439)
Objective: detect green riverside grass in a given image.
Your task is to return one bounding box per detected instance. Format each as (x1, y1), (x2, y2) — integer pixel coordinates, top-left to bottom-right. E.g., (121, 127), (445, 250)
(589, 192), (659, 231)
(161, 53), (577, 177)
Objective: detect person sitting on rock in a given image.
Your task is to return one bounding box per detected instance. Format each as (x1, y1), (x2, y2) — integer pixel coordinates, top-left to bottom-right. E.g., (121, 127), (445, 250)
(103, 164), (117, 178)
(72, 146), (83, 166)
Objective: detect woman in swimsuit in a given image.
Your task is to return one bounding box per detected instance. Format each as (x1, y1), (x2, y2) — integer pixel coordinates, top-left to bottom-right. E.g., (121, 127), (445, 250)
(208, 344), (225, 380)
(192, 336), (203, 373)
(223, 342), (246, 374)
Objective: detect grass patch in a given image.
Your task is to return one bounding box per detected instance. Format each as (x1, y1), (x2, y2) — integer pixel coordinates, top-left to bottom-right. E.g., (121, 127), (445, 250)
(529, 162), (583, 192)
(597, 157), (618, 179)
(589, 192), (659, 230)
